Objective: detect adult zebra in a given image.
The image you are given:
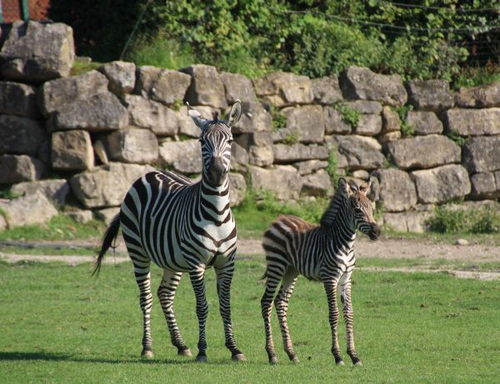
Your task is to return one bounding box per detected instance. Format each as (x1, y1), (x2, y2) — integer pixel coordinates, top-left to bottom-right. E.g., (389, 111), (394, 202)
(94, 101), (246, 363)
(261, 177), (380, 366)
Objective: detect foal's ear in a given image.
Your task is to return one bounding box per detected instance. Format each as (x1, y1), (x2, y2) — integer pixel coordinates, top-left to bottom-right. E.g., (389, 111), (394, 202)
(359, 178), (372, 195)
(224, 100), (242, 128)
(338, 177), (356, 197)
(187, 102), (211, 130)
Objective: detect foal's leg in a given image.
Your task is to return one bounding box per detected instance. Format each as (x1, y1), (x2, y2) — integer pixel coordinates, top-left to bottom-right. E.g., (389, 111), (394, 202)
(323, 276), (344, 365)
(157, 269), (191, 357)
(189, 266), (210, 362)
(340, 270), (362, 366)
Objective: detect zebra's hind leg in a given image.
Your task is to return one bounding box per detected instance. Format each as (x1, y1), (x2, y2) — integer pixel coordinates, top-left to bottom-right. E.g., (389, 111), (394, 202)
(189, 267), (210, 363)
(215, 257), (246, 362)
(275, 267), (300, 363)
(157, 270), (192, 357)
(340, 271), (362, 366)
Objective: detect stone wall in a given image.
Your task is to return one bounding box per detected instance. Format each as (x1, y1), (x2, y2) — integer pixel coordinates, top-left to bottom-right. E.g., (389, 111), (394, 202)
(1, 21), (499, 232)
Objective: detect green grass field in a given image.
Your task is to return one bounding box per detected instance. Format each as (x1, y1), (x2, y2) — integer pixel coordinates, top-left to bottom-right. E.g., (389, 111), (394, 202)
(1, 259), (499, 384)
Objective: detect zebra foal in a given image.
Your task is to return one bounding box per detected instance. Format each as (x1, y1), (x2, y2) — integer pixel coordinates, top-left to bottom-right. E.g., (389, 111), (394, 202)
(94, 101), (246, 363)
(261, 177), (381, 366)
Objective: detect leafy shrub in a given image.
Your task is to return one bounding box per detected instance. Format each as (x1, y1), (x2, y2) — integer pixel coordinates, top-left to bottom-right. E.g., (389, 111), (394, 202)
(426, 205), (500, 234)
(332, 102), (360, 129)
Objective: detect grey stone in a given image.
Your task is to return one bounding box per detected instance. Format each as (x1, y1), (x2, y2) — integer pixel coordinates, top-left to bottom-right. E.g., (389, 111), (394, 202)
(272, 105), (324, 144)
(0, 81), (39, 118)
(382, 211), (430, 233)
(377, 131), (401, 144)
(254, 72), (314, 107)
(442, 108), (500, 136)
(11, 179), (70, 206)
(381, 106), (400, 133)
(340, 66), (407, 106)
(0, 154), (45, 184)
(324, 107), (351, 135)
(39, 70), (109, 116)
(247, 165), (303, 200)
(0, 21), (74, 82)
(385, 135), (460, 170)
(220, 72), (256, 104)
(51, 130), (94, 171)
(355, 114), (382, 136)
(293, 160), (328, 175)
(159, 139), (201, 174)
(273, 143), (329, 164)
(406, 80), (454, 111)
(311, 76), (343, 105)
(462, 136), (500, 173)
(346, 100), (383, 115)
(104, 128), (159, 164)
(0, 115), (47, 156)
(302, 170), (333, 197)
(411, 164), (471, 204)
(181, 65), (227, 109)
(406, 111), (443, 135)
(229, 173), (246, 207)
(352, 170), (370, 180)
(95, 207), (120, 226)
(327, 135), (384, 170)
(177, 106), (221, 138)
(65, 209), (93, 224)
(236, 132), (274, 166)
(135, 66), (191, 105)
(98, 61), (136, 95)
(470, 171), (500, 199)
(455, 83), (500, 108)
(230, 142), (248, 171)
(232, 101), (271, 134)
(0, 190), (57, 228)
(373, 169), (417, 212)
(48, 92), (129, 132)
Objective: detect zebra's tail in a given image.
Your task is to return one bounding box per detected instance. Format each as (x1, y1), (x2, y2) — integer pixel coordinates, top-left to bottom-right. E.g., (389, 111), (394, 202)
(92, 213), (121, 277)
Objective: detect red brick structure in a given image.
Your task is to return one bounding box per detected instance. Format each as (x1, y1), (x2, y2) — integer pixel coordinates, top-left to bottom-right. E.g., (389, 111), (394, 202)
(1, 0), (50, 23)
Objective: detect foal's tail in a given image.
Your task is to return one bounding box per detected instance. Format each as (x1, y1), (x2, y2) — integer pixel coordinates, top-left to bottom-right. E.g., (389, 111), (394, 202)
(92, 214), (121, 277)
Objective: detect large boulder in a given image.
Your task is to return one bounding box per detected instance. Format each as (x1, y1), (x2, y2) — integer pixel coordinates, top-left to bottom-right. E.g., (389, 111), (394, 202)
(220, 72), (256, 104)
(311, 75), (343, 105)
(232, 101), (271, 134)
(0, 21), (74, 82)
(373, 169), (417, 212)
(104, 128), (159, 164)
(355, 114), (382, 136)
(230, 142), (249, 172)
(158, 140), (201, 174)
(98, 61), (136, 95)
(229, 172), (246, 207)
(411, 164), (471, 204)
(385, 135), (460, 170)
(346, 100), (383, 115)
(48, 92), (129, 132)
(247, 165), (303, 200)
(455, 83), (500, 108)
(406, 111), (443, 135)
(327, 135), (384, 170)
(469, 171), (500, 199)
(301, 170), (333, 197)
(272, 105), (325, 144)
(273, 143), (329, 164)
(405, 80), (454, 111)
(253, 72), (314, 107)
(442, 108), (500, 136)
(324, 107), (351, 135)
(11, 179), (70, 206)
(177, 106), (220, 138)
(340, 66), (407, 106)
(0, 191), (57, 228)
(181, 65), (227, 109)
(0, 115), (47, 156)
(293, 159), (328, 175)
(236, 132), (274, 167)
(0, 154), (45, 184)
(51, 130), (94, 171)
(462, 136), (500, 173)
(69, 162), (155, 208)
(0, 81), (40, 118)
(135, 66), (191, 105)
(382, 211), (431, 233)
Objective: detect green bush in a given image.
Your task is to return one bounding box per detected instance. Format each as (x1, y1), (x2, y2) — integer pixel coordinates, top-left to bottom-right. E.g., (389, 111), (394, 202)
(332, 102), (360, 129)
(426, 205), (500, 234)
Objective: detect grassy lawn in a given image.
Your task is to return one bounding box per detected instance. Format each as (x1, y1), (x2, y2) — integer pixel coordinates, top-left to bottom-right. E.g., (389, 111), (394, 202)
(1, 260), (499, 383)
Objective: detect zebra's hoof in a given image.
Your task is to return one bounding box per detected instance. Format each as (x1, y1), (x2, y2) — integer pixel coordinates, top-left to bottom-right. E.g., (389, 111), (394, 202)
(336, 359), (345, 366)
(141, 349), (154, 359)
(196, 355), (208, 363)
(178, 348), (192, 357)
(269, 356), (278, 365)
(354, 361), (363, 367)
(232, 353), (247, 362)
(291, 356), (300, 364)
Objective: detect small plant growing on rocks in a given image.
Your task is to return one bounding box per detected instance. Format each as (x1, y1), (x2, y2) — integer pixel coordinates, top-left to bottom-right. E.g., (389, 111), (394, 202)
(332, 102), (359, 129)
(283, 131), (300, 145)
(394, 105), (414, 137)
(446, 130), (467, 147)
(269, 105), (287, 132)
(326, 146), (341, 186)
(171, 98), (184, 112)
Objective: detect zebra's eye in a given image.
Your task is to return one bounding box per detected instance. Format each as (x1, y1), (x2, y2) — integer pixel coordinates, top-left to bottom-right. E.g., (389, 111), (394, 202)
(227, 139), (234, 144)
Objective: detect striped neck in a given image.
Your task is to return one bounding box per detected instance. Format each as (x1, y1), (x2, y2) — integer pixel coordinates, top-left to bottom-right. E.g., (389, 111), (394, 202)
(320, 194), (356, 237)
(198, 176), (232, 223)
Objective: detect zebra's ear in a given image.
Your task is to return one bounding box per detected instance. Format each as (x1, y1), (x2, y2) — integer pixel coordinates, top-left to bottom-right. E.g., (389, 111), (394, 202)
(187, 102), (211, 130)
(224, 99), (242, 128)
(359, 178), (372, 195)
(338, 177), (355, 197)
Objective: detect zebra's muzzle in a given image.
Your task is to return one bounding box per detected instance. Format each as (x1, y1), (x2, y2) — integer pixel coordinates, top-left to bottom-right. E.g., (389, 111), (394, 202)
(207, 157), (227, 186)
(368, 224), (381, 240)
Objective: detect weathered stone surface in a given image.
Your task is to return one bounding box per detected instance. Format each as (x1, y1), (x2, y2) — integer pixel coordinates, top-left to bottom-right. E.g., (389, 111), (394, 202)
(406, 80), (454, 110)
(293, 160), (328, 175)
(232, 101), (271, 134)
(442, 108), (500, 136)
(230, 142), (248, 171)
(381, 106), (400, 133)
(247, 165), (303, 200)
(48, 92), (129, 132)
(236, 132), (274, 166)
(411, 164), (471, 204)
(181, 65), (227, 109)
(95, 207), (120, 226)
(377, 131), (401, 144)
(0, 191), (57, 228)
(98, 61), (136, 95)
(220, 72), (256, 103)
(406, 111), (443, 135)
(455, 83), (500, 108)
(51, 130), (94, 171)
(177, 106), (221, 138)
(254, 72), (313, 107)
(159, 140), (201, 174)
(327, 135), (384, 170)
(0, 115), (47, 156)
(135, 66), (191, 105)
(69, 162), (154, 208)
(65, 209), (93, 224)
(462, 136), (500, 173)
(373, 169), (417, 212)
(39, 70), (109, 116)
(470, 171), (500, 199)
(122, 94), (178, 136)
(272, 105), (325, 144)
(311, 76), (343, 105)
(11, 179), (70, 206)
(346, 100), (383, 115)
(0, 81), (39, 118)
(229, 173), (246, 207)
(340, 66), (407, 106)
(273, 143), (329, 164)
(323, 107), (351, 135)
(104, 128), (159, 164)
(355, 114), (382, 136)
(385, 135), (460, 170)
(0, 21), (74, 82)
(302, 170), (333, 197)
(0, 155), (45, 184)
(382, 211), (430, 233)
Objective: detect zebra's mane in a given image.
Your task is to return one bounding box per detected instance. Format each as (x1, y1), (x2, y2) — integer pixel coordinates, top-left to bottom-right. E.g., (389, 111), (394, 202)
(319, 192), (345, 227)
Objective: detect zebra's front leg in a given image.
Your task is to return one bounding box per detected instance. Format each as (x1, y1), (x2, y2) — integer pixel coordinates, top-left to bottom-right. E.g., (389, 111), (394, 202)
(157, 270), (192, 357)
(261, 267), (283, 364)
(323, 278), (344, 365)
(189, 267), (210, 362)
(133, 263), (154, 358)
(340, 272), (362, 366)
(215, 260), (246, 362)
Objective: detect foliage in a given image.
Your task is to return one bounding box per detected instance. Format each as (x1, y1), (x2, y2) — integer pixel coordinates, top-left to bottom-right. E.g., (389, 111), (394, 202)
(326, 147), (341, 186)
(269, 106), (287, 132)
(283, 131), (300, 145)
(446, 130), (467, 147)
(332, 102), (360, 129)
(426, 205), (500, 234)
(0, 187), (21, 200)
(171, 98), (184, 112)
(394, 105), (414, 137)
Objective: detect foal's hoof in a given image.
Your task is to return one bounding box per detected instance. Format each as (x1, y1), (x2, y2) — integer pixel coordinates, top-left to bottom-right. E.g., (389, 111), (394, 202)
(290, 356), (300, 364)
(178, 347), (192, 357)
(336, 359), (345, 366)
(354, 360), (363, 367)
(269, 356), (278, 365)
(196, 355), (208, 363)
(141, 349), (154, 359)
(232, 353), (247, 362)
